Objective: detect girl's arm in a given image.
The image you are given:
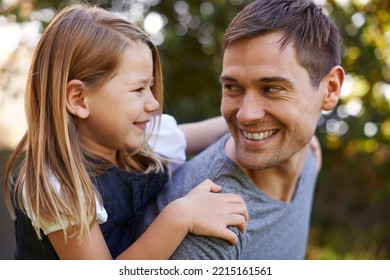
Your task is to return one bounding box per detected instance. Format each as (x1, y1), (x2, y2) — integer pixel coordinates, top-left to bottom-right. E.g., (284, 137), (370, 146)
(48, 179), (248, 260)
(120, 180), (247, 259)
(179, 116), (228, 155)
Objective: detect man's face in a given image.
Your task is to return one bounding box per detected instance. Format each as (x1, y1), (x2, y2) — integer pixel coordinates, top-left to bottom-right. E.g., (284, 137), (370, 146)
(220, 32), (332, 170)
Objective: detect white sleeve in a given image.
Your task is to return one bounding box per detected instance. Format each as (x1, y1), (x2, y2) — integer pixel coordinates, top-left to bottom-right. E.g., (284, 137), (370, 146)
(23, 172), (108, 235)
(148, 114), (187, 173)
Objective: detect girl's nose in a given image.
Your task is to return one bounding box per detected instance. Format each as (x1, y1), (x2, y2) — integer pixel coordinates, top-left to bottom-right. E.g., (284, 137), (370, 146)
(144, 88), (160, 113)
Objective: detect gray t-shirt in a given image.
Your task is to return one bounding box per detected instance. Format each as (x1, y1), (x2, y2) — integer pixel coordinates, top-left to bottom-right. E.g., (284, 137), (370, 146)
(138, 133), (318, 259)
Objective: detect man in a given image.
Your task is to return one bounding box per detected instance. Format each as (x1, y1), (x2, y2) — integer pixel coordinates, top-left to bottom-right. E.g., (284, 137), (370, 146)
(139, 0), (344, 259)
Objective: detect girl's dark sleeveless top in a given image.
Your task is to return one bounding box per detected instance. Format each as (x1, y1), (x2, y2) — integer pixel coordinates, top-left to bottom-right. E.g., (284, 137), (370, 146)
(12, 167), (168, 259)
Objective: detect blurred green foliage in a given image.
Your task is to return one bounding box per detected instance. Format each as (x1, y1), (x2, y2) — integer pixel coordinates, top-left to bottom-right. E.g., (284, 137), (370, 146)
(1, 0), (389, 259)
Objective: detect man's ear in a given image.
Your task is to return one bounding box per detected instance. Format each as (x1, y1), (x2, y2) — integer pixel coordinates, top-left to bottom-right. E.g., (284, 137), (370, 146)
(66, 79), (89, 119)
(322, 66), (345, 111)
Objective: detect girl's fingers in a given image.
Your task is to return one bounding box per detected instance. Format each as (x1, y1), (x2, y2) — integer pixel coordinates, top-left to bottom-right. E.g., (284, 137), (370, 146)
(191, 179), (222, 193)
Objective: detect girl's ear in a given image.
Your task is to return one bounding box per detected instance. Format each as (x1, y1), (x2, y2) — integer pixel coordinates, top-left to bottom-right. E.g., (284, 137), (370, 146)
(66, 80), (89, 119)
(322, 66), (345, 111)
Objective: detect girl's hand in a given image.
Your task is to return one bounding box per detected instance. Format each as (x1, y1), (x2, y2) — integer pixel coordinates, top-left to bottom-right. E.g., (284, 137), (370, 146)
(176, 179), (249, 245)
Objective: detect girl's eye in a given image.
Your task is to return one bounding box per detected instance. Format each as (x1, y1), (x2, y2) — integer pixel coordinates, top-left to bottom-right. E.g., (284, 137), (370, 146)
(134, 88), (144, 93)
(134, 81), (153, 94)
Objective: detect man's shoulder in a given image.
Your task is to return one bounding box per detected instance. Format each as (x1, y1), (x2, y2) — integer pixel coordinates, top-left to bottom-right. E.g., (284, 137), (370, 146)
(171, 229), (246, 260)
(188, 133), (228, 163)
(173, 134), (230, 180)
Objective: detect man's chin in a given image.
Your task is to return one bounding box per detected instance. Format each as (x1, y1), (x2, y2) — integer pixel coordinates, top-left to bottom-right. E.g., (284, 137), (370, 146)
(236, 152), (276, 170)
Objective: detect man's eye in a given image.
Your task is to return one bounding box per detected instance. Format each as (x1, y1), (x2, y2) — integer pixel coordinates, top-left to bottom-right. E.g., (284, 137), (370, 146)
(264, 86), (282, 93)
(223, 84), (239, 91)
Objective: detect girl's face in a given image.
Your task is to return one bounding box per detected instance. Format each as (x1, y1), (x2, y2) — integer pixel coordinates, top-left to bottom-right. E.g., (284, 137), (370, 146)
(78, 44), (159, 164)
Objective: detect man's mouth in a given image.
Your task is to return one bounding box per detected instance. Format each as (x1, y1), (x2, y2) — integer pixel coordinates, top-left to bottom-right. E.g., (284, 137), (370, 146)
(242, 129), (277, 140)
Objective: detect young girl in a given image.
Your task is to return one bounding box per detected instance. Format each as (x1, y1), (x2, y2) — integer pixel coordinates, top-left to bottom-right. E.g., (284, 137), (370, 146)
(4, 4), (248, 260)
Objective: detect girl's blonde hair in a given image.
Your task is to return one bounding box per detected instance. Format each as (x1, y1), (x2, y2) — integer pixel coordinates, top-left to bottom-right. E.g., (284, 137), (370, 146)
(4, 3), (165, 243)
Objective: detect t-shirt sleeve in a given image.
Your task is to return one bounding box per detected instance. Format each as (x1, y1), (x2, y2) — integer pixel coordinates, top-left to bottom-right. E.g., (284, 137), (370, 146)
(165, 157), (246, 259)
(167, 172), (245, 260)
(22, 172), (108, 235)
(148, 114), (187, 173)
(170, 228), (244, 259)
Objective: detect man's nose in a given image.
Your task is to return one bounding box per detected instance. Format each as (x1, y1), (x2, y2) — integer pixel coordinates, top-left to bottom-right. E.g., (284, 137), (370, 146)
(236, 92), (266, 124)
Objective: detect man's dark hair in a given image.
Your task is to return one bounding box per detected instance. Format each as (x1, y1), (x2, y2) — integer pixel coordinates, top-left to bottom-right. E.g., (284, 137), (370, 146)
(222, 0), (341, 87)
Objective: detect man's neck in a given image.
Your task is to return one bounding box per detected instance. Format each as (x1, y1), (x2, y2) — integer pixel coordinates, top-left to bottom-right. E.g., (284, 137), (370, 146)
(224, 136), (309, 202)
